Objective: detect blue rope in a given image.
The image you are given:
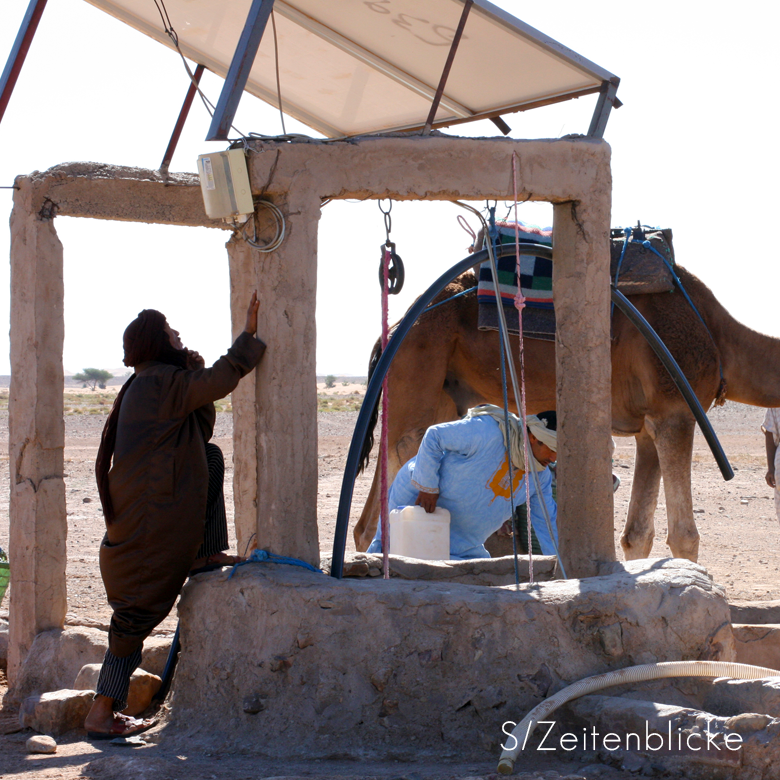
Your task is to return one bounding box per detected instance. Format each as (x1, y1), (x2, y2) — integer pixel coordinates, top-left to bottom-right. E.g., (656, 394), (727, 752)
(422, 286), (473, 314)
(610, 227), (632, 320)
(228, 549), (323, 579)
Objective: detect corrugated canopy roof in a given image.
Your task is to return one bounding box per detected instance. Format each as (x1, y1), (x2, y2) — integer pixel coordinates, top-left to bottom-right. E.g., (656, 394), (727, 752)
(83, 0), (618, 138)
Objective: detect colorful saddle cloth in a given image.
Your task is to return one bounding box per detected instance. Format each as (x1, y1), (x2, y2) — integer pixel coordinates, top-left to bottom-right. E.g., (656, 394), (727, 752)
(477, 222), (676, 341)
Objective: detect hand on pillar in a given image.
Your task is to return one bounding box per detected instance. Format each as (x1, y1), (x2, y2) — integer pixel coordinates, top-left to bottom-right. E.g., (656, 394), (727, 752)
(244, 291), (260, 336)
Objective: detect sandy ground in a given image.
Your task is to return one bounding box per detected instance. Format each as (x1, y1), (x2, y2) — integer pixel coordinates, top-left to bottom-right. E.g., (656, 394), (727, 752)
(0, 396), (778, 778)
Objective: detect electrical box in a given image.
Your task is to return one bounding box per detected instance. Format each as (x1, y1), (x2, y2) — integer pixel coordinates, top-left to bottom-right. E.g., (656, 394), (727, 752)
(197, 148), (254, 222)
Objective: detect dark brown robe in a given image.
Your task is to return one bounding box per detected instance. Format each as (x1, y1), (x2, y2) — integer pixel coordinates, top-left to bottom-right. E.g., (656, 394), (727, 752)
(100, 331), (265, 657)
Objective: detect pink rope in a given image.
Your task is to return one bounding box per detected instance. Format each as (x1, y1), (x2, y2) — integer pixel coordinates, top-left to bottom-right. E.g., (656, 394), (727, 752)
(512, 151), (533, 585)
(380, 246), (391, 579)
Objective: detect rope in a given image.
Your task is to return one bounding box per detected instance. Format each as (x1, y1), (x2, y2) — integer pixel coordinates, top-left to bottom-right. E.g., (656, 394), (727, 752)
(380, 240), (392, 580)
(422, 287), (473, 314)
(490, 210), (521, 590)
(511, 152), (534, 584)
(227, 549), (323, 578)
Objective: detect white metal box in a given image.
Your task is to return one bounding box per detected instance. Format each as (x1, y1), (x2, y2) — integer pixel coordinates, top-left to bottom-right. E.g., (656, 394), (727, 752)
(197, 148), (254, 221)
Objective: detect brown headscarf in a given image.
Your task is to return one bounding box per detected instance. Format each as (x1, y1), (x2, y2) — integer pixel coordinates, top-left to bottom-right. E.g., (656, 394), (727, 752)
(96, 310), (188, 522)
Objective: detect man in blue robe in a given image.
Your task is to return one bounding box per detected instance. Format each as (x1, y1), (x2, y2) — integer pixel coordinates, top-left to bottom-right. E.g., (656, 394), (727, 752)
(368, 406), (558, 559)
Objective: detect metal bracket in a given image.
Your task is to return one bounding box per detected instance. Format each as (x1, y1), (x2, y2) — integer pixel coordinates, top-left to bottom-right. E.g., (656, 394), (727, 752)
(587, 78), (621, 139)
(206, 0), (275, 141)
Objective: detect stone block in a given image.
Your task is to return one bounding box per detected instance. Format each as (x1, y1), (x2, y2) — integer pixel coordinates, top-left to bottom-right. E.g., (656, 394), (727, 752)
(321, 553), (557, 586)
(730, 600), (780, 625)
(20, 689), (93, 736)
(7, 626), (106, 705)
(701, 677), (780, 719)
(733, 624), (780, 671)
(140, 634), (173, 678)
(73, 663), (161, 716)
(170, 558), (732, 760)
(562, 692), (780, 779)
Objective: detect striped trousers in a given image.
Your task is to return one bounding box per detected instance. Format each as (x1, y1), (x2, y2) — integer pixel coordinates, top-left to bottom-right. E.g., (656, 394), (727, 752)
(96, 442), (228, 711)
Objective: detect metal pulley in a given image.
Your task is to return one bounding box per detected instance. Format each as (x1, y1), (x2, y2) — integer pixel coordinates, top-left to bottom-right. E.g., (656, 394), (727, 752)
(379, 241), (405, 295)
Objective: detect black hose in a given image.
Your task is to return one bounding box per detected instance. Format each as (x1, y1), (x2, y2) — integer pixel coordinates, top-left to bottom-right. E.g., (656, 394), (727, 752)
(611, 287), (734, 481)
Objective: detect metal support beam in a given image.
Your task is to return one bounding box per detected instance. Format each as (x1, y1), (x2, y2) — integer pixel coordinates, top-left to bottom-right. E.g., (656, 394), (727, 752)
(587, 78), (621, 139)
(206, 0), (275, 141)
(0, 0), (49, 125)
(161, 64), (206, 174)
(422, 0), (473, 135)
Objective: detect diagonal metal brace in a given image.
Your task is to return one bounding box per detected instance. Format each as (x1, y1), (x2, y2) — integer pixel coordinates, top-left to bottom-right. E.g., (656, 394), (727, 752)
(422, 0), (473, 135)
(206, 0), (275, 141)
(0, 0), (49, 125)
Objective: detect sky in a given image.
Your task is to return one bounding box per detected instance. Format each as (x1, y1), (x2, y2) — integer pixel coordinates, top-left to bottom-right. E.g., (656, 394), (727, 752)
(1, 0), (779, 377)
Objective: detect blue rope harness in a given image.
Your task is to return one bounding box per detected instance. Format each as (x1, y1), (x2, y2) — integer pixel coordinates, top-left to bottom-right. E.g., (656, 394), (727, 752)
(611, 229), (724, 387)
(228, 549), (323, 579)
(610, 227), (632, 320)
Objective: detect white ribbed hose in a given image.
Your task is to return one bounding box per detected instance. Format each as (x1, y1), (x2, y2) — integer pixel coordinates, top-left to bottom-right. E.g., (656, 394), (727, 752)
(497, 660), (780, 775)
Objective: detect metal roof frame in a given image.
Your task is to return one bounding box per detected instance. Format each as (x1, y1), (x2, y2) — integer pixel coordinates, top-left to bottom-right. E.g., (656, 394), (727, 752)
(1, 0), (621, 159)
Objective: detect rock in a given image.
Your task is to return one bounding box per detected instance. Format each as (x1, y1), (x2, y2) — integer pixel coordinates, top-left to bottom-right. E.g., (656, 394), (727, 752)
(140, 635), (173, 678)
(73, 663), (161, 717)
(19, 689), (93, 736)
(73, 662), (101, 691)
(7, 626), (107, 705)
(124, 670), (162, 716)
(26, 734), (57, 753)
(725, 712), (772, 733)
(732, 623), (780, 670)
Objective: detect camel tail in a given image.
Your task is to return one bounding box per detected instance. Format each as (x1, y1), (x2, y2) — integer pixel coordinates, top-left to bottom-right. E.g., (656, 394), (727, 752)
(358, 339), (383, 474)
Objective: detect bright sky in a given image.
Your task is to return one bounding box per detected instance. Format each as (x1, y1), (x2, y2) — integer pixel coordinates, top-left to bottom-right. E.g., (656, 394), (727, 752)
(1, 0), (779, 377)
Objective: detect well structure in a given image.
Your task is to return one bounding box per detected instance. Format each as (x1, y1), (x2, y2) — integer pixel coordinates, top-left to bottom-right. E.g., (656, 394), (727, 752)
(7, 134), (615, 689)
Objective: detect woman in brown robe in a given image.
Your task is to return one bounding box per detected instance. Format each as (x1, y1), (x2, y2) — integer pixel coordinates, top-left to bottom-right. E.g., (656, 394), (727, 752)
(85, 293), (265, 738)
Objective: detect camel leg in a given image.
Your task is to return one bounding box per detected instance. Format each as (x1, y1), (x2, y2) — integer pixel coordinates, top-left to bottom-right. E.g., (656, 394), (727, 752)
(650, 415), (699, 561)
(620, 429), (662, 560)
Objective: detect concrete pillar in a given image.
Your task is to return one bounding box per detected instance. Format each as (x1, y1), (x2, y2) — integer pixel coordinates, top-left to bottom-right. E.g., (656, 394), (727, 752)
(227, 236), (259, 556)
(228, 193), (321, 566)
(8, 179), (67, 684)
(552, 200), (615, 579)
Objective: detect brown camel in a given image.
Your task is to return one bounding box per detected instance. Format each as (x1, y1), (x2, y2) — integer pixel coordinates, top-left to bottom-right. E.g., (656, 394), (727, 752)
(353, 265), (780, 562)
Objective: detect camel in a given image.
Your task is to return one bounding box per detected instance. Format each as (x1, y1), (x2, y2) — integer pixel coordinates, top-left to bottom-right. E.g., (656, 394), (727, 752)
(352, 265), (780, 562)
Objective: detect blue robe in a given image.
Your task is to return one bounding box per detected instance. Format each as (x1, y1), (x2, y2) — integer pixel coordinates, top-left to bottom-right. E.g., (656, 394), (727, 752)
(368, 415), (557, 559)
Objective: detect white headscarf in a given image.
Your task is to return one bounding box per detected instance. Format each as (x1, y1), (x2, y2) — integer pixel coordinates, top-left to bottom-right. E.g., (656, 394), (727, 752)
(465, 405), (557, 472)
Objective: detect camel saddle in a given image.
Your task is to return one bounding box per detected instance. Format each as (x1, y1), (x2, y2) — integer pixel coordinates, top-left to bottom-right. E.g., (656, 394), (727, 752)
(477, 223), (676, 341)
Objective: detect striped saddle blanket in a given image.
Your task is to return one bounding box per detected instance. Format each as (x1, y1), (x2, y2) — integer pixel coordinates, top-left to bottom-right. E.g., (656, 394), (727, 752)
(477, 222), (676, 341)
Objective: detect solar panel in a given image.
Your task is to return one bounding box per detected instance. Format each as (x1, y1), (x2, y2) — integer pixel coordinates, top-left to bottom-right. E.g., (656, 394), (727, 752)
(82, 0), (618, 138)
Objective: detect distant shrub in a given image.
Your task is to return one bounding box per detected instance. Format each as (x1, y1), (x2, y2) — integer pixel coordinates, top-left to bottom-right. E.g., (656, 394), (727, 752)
(325, 375), (336, 389)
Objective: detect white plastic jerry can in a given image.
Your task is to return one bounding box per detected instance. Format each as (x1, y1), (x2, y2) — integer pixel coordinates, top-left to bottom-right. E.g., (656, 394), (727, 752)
(388, 505), (450, 560)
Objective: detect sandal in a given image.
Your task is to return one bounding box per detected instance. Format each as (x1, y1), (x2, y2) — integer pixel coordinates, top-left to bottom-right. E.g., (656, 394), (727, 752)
(87, 715), (156, 741)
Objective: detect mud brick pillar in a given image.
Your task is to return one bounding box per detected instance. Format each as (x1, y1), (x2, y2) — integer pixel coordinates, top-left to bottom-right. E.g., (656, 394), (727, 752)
(8, 178), (67, 683)
(227, 191), (321, 566)
(553, 200), (615, 578)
